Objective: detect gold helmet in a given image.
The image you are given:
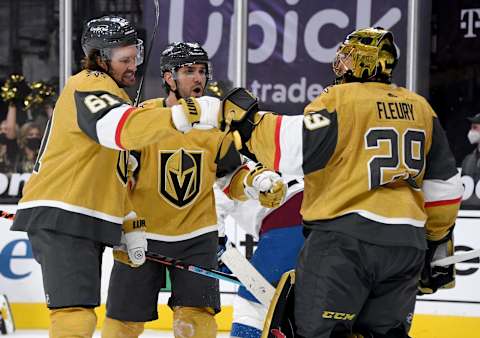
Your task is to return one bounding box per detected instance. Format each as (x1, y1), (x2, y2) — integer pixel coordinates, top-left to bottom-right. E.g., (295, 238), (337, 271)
(333, 27), (398, 84)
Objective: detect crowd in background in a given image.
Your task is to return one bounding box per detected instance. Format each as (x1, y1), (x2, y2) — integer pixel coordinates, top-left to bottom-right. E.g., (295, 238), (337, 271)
(0, 74), (56, 174)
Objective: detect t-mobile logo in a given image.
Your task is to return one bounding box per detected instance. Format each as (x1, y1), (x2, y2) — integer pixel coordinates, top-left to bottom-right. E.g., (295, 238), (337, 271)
(460, 8), (480, 38)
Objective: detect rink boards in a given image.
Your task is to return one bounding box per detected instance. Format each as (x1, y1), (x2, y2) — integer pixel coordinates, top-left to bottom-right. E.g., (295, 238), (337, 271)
(1, 204), (479, 336)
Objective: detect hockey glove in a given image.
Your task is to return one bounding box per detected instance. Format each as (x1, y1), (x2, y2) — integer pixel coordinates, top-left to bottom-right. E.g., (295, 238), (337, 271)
(171, 96), (221, 132)
(244, 164), (287, 208)
(418, 229), (455, 295)
(221, 88), (261, 149)
(113, 213), (148, 267)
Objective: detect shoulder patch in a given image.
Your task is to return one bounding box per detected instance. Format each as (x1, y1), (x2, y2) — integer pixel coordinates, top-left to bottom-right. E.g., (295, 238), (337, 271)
(74, 90), (129, 143)
(303, 112), (331, 130)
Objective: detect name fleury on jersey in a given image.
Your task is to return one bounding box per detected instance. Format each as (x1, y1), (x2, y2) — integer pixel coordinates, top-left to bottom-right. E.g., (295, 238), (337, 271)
(376, 101), (414, 121)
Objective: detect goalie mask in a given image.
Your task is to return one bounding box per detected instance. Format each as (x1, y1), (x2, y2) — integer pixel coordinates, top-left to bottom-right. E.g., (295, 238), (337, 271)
(81, 15), (144, 66)
(160, 42), (212, 97)
(333, 27), (398, 84)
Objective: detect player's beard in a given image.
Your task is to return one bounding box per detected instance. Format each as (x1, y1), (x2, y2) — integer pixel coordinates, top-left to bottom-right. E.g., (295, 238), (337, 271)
(108, 69), (136, 88)
(118, 70), (136, 88)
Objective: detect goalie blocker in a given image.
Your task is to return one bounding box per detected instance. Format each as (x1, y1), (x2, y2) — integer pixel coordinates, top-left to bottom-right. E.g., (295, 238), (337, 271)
(0, 294), (15, 335)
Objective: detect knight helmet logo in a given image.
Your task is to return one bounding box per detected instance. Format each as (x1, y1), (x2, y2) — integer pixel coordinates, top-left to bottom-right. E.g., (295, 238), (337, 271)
(159, 148), (202, 208)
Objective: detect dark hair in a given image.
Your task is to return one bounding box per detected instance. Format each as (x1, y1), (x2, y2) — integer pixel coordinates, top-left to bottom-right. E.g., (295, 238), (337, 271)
(81, 50), (107, 72)
(160, 42), (211, 95)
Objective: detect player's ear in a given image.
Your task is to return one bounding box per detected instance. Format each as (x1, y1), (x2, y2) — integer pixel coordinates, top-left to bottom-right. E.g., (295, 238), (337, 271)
(164, 72), (176, 91)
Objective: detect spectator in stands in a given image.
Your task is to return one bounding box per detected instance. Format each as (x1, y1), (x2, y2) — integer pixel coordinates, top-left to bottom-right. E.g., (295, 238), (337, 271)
(16, 122), (42, 173)
(462, 113), (480, 178)
(0, 104), (19, 174)
(461, 113), (480, 208)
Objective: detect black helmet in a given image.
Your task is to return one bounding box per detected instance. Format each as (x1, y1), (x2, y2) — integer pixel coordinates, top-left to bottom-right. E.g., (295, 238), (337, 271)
(160, 42), (212, 80)
(81, 15), (144, 65)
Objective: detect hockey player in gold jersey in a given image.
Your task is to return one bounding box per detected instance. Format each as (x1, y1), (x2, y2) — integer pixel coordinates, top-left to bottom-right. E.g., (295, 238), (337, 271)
(101, 42), (286, 338)
(9, 17), (223, 338)
(181, 28), (464, 337)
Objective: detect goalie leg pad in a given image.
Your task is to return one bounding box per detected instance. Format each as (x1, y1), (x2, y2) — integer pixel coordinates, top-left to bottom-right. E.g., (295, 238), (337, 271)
(49, 307), (96, 338)
(173, 306), (217, 338)
(231, 296), (268, 337)
(231, 323), (262, 338)
(101, 316), (145, 338)
(261, 270), (296, 338)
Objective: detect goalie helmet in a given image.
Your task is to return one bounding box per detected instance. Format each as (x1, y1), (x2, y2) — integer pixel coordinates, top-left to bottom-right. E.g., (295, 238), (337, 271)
(160, 42), (212, 80)
(333, 27), (398, 84)
(81, 15), (144, 65)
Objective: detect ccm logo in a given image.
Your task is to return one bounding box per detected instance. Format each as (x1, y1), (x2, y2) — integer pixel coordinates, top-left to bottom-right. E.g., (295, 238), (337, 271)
(322, 311), (355, 321)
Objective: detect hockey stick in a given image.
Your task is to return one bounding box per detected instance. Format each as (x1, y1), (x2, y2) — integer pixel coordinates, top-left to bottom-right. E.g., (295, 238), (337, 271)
(0, 209), (241, 285)
(431, 249), (480, 267)
(145, 251), (242, 286)
(0, 211), (14, 221)
(134, 0), (160, 106)
(220, 243), (276, 306)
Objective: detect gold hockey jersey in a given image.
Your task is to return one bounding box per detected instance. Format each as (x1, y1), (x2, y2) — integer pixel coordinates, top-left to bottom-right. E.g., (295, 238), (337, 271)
(12, 70), (185, 245)
(247, 82), (463, 248)
(129, 98), (245, 241)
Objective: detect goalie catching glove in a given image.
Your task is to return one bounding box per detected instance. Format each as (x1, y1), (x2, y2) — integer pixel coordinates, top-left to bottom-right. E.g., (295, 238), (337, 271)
(113, 212), (148, 267)
(171, 96), (221, 132)
(418, 228), (455, 295)
(244, 164), (286, 208)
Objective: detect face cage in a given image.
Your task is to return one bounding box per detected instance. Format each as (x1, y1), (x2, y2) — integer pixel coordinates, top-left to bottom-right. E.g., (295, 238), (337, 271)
(169, 61), (213, 81)
(333, 43), (379, 80)
(333, 46), (355, 78)
(100, 39), (144, 66)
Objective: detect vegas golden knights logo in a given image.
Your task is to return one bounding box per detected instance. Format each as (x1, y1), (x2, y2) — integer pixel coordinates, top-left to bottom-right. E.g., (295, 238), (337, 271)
(159, 148), (202, 208)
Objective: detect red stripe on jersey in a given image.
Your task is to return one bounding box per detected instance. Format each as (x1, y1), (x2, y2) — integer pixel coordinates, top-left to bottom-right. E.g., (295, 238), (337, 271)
(114, 106), (136, 150)
(273, 115), (283, 171)
(425, 196), (462, 208)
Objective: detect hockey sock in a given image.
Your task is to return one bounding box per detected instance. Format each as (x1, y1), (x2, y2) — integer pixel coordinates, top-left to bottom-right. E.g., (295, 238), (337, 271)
(173, 306), (217, 338)
(101, 316), (145, 338)
(49, 307), (96, 338)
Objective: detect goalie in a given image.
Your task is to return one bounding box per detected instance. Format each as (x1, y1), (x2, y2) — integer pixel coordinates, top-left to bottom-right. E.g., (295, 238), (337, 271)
(176, 27), (463, 337)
